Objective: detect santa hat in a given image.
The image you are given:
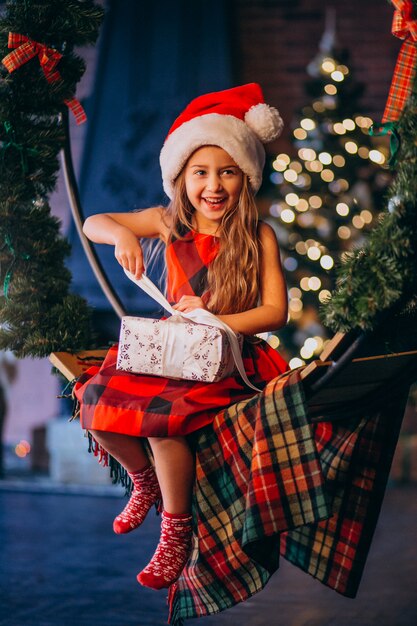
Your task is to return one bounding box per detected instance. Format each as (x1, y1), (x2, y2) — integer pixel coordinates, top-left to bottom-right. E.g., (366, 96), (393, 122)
(160, 83), (283, 199)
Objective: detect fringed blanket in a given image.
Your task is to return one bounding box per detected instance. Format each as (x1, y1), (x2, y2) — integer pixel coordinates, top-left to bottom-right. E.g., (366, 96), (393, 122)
(168, 369), (406, 624)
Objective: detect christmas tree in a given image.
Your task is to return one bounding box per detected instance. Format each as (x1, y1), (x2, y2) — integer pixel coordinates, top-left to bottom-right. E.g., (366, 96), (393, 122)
(0, 0), (104, 357)
(264, 12), (391, 368)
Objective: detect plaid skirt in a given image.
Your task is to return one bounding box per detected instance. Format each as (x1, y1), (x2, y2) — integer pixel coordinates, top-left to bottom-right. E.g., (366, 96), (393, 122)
(74, 339), (288, 437)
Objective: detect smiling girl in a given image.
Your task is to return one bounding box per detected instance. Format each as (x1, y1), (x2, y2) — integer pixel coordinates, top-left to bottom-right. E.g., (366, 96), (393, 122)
(75, 83), (289, 591)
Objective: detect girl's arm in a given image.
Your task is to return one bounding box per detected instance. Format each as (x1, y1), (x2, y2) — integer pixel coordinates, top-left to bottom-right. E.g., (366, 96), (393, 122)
(83, 206), (170, 278)
(218, 222), (288, 335)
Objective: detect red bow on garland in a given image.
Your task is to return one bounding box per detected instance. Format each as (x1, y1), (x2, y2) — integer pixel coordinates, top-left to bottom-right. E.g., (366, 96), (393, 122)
(382, 0), (417, 122)
(1, 33), (87, 125)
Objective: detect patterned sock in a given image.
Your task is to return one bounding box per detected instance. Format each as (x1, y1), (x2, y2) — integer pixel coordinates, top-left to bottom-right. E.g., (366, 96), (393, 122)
(137, 511), (193, 590)
(113, 464), (162, 534)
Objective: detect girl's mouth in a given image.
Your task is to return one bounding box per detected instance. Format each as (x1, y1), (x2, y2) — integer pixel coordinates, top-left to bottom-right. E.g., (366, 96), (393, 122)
(203, 197), (227, 209)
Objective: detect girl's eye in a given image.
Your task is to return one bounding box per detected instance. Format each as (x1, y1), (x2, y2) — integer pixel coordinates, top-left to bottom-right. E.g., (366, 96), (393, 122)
(222, 169), (238, 176)
(194, 170), (206, 176)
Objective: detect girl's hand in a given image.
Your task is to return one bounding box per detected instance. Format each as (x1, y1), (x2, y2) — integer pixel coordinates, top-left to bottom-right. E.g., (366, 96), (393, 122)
(114, 230), (145, 279)
(172, 295), (207, 313)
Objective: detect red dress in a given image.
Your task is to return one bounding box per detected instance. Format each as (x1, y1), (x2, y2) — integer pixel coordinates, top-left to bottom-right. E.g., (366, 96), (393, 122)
(74, 230), (288, 437)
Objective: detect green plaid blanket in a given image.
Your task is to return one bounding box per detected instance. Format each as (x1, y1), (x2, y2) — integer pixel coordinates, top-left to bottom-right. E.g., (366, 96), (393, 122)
(168, 370), (406, 624)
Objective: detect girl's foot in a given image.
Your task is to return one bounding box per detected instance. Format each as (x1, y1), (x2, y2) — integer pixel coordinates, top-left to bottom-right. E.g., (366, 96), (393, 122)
(137, 511), (193, 590)
(113, 464), (162, 534)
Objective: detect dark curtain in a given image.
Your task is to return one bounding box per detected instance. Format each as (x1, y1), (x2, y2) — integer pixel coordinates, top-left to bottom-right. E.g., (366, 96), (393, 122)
(68, 0), (234, 334)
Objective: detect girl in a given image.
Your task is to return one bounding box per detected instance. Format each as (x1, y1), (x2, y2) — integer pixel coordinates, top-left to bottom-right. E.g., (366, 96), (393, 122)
(74, 83), (289, 591)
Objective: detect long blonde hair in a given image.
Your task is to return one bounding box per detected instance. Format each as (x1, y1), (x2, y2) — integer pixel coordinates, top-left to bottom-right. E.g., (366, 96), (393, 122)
(166, 172), (260, 314)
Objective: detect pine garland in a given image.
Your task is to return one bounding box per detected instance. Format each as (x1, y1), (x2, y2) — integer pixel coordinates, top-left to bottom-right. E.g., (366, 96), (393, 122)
(322, 7), (417, 333)
(0, 0), (104, 357)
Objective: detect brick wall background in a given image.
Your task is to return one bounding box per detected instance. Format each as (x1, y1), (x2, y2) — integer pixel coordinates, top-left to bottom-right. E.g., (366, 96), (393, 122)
(234, 0), (399, 153)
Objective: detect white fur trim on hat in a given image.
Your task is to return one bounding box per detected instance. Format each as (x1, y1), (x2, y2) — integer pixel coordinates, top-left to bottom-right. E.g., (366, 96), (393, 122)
(160, 113), (266, 199)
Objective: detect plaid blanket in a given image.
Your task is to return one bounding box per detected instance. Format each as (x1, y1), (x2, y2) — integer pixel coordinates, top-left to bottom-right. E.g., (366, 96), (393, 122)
(168, 370), (407, 624)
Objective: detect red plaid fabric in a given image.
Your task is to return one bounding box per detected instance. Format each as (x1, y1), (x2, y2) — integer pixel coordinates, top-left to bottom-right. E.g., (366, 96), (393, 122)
(168, 370), (330, 623)
(382, 0), (417, 123)
(74, 230), (288, 437)
(2, 32), (86, 125)
(168, 379), (408, 624)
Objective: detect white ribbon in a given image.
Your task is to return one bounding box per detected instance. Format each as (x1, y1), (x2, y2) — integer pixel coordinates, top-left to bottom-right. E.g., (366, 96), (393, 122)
(124, 270), (261, 392)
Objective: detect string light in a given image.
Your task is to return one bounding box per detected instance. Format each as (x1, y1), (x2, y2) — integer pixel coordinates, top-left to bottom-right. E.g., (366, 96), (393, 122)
(352, 215), (365, 229)
(338, 64), (349, 75)
(309, 195), (322, 209)
(320, 255), (334, 269)
(360, 209), (373, 223)
(338, 225), (351, 239)
(296, 198), (309, 212)
(318, 152), (332, 165)
(345, 141), (358, 154)
(312, 101), (326, 112)
(369, 149), (385, 164)
(281, 208), (296, 223)
(273, 157), (289, 171)
(331, 70), (344, 82)
(285, 192), (299, 206)
(289, 357), (305, 369)
(289, 298), (303, 312)
(289, 287), (302, 298)
(355, 116), (373, 129)
(284, 256), (298, 271)
(321, 168), (334, 182)
(322, 58), (336, 73)
(333, 155), (346, 167)
(333, 123), (346, 135)
(284, 169), (298, 182)
(300, 118), (316, 131)
(319, 289), (332, 303)
(342, 118), (355, 131)
(309, 160), (323, 172)
(294, 128), (307, 140)
(295, 241), (307, 255)
(336, 202), (350, 216)
(290, 161), (303, 173)
(307, 246), (321, 260)
(298, 148), (316, 161)
(15, 440), (31, 458)
(267, 335), (280, 349)
(308, 276), (322, 290)
(300, 277), (311, 290)
(358, 146), (369, 159)
(324, 84), (337, 95)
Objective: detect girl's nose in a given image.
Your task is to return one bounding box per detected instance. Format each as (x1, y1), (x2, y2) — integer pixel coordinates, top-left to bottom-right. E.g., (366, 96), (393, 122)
(206, 174), (222, 192)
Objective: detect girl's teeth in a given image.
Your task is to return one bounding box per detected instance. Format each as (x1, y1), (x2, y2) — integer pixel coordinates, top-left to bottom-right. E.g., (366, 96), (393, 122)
(205, 198), (224, 205)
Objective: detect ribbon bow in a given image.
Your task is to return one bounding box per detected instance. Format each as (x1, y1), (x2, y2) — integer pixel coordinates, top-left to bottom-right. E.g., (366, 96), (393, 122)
(382, 0), (417, 123)
(2, 33), (86, 125)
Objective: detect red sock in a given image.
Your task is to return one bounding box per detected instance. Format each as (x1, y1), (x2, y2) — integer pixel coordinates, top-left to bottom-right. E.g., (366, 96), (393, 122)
(137, 511), (193, 590)
(113, 464), (162, 535)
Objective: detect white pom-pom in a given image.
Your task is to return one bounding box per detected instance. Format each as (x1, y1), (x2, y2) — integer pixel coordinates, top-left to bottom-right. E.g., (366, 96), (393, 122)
(245, 103), (284, 143)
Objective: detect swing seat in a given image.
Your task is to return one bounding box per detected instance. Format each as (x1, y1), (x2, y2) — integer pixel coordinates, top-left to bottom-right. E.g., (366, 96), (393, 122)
(49, 337), (417, 423)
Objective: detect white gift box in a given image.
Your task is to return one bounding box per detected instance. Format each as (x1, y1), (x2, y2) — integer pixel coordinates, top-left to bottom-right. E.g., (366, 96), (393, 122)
(115, 271), (260, 392)
(117, 315), (237, 382)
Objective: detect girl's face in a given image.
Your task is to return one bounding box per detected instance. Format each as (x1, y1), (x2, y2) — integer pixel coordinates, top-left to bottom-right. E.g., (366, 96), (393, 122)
(184, 146), (243, 231)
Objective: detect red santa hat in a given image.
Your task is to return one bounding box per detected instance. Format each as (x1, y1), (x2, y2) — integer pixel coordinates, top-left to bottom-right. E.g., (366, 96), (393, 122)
(160, 83), (284, 199)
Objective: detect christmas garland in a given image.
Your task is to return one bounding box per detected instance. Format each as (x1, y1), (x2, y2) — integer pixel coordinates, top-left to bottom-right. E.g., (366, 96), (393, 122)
(0, 0), (104, 357)
(323, 0), (417, 333)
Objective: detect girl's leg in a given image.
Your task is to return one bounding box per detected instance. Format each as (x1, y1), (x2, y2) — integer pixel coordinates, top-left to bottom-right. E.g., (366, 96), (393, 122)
(89, 429), (161, 534)
(147, 436), (195, 514)
(89, 429), (149, 471)
(137, 436), (194, 590)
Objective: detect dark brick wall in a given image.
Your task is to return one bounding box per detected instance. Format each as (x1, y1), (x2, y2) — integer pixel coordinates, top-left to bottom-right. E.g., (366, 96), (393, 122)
(234, 0), (400, 152)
